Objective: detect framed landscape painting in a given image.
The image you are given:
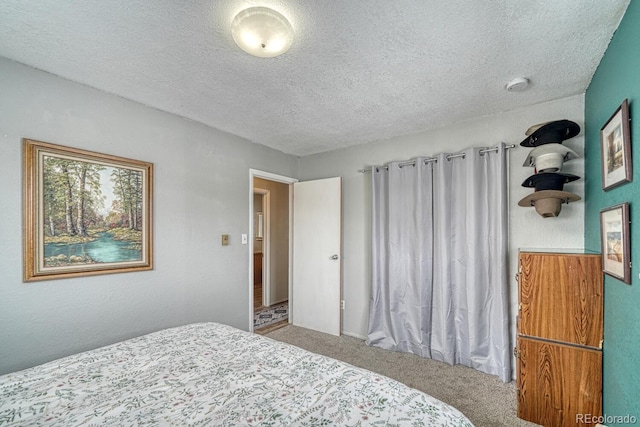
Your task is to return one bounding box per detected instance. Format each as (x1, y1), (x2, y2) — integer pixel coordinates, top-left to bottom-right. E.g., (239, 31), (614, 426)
(23, 139), (153, 281)
(600, 99), (632, 190)
(600, 202), (630, 284)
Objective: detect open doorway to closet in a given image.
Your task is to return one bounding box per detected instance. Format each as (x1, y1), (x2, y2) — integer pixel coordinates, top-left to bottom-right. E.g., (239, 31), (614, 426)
(252, 176), (291, 334)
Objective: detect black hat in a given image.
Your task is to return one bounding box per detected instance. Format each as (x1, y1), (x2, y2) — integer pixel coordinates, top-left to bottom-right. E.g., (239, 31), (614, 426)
(521, 172), (580, 191)
(519, 120), (580, 147)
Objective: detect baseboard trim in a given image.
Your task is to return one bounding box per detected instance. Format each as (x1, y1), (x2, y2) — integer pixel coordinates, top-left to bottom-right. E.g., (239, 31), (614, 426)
(342, 330), (367, 340)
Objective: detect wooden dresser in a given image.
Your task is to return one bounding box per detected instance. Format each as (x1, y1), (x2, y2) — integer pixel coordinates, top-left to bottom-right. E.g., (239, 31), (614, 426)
(516, 250), (603, 427)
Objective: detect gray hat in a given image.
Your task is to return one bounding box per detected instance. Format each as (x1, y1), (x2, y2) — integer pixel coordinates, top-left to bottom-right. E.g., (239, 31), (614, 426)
(517, 190), (581, 218)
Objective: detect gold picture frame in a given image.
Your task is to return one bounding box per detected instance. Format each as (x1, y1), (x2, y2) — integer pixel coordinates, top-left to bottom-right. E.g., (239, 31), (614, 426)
(600, 202), (630, 284)
(23, 139), (153, 281)
(600, 99), (632, 190)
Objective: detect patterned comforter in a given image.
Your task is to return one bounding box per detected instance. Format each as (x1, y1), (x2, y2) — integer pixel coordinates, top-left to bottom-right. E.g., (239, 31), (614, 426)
(0, 323), (473, 426)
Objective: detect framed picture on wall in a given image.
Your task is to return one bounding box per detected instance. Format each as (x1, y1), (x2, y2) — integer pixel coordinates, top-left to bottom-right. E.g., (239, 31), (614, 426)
(23, 139), (153, 281)
(600, 202), (631, 284)
(600, 98), (632, 190)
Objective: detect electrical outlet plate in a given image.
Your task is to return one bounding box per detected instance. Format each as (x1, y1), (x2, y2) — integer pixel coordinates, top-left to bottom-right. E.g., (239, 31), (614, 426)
(340, 300), (345, 310)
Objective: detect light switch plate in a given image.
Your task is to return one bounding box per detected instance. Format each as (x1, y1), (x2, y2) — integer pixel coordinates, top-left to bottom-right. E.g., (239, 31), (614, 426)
(241, 234), (248, 244)
(221, 234), (229, 246)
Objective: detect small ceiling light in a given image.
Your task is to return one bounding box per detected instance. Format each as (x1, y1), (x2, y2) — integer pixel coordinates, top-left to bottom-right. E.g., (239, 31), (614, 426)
(231, 7), (294, 58)
(506, 77), (530, 92)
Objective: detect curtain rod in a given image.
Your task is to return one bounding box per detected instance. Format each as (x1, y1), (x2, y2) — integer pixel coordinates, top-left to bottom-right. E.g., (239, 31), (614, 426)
(357, 143), (516, 173)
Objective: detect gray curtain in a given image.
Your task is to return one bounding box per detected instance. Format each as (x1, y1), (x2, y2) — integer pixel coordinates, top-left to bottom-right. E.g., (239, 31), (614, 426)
(367, 145), (511, 382)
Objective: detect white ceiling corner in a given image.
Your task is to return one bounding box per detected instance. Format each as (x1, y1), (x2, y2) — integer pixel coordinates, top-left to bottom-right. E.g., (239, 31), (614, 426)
(0, 0), (631, 156)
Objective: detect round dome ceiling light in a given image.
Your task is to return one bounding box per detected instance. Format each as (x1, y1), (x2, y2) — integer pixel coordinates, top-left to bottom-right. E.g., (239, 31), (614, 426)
(231, 7), (294, 58)
(506, 77), (530, 92)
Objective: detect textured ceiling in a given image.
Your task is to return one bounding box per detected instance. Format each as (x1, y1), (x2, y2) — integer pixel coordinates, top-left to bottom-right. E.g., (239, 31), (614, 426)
(0, 1), (630, 156)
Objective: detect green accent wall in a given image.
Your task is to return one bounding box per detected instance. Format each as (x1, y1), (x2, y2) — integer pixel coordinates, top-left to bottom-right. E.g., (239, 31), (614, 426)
(585, 1), (640, 422)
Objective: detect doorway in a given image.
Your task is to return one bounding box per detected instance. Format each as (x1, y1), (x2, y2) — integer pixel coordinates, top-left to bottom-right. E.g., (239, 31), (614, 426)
(249, 170), (343, 337)
(249, 170), (297, 333)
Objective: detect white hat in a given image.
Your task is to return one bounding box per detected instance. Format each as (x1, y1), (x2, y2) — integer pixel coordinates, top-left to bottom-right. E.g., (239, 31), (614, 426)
(523, 143), (579, 172)
(525, 121), (552, 136)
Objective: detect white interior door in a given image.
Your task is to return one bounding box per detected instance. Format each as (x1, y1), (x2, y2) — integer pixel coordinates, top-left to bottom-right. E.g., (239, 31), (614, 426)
(292, 177), (342, 336)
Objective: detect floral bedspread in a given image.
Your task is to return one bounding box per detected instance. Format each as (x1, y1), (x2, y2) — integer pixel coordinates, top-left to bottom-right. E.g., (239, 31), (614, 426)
(0, 322), (473, 426)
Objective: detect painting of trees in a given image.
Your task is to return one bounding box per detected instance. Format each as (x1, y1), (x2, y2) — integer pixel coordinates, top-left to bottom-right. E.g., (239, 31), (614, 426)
(43, 157), (106, 238)
(111, 168), (143, 231)
(42, 154), (147, 243)
(24, 139), (153, 281)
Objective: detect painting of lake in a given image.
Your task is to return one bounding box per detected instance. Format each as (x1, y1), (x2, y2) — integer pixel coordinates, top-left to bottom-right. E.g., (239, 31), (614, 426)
(41, 154), (144, 268)
(23, 139), (152, 281)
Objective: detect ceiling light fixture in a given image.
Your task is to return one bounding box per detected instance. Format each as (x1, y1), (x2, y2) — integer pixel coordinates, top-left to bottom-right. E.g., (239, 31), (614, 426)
(506, 77), (530, 92)
(231, 7), (294, 58)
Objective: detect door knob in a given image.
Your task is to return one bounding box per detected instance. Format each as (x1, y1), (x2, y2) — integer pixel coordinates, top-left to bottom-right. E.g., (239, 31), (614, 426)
(330, 254), (339, 260)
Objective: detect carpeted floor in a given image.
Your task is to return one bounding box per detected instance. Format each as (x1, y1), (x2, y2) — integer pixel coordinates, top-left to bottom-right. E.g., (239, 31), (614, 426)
(265, 325), (540, 427)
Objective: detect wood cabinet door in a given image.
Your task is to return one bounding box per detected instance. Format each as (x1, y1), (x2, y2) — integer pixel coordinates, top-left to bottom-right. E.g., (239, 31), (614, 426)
(517, 337), (602, 426)
(253, 253), (263, 285)
(518, 252), (603, 348)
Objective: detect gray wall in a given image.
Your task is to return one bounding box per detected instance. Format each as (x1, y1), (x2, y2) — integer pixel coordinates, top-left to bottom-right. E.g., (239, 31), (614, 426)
(0, 57), (299, 374)
(299, 95), (586, 356)
(0, 55), (587, 378)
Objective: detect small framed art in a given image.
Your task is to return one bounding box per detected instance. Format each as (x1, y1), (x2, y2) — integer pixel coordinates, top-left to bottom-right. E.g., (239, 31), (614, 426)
(23, 139), (153, 281)
(601, 99), (632, 190)
(600, 202), (631, 284)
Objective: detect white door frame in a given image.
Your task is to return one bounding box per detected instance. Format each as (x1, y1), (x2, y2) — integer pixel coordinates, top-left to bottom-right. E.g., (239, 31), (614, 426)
(253, 188), (270, 305)
(249, 169), (298, 332)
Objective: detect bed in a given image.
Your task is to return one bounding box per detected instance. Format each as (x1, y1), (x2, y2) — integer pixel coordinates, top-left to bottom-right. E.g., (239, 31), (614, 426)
(0, 322), (473, 426)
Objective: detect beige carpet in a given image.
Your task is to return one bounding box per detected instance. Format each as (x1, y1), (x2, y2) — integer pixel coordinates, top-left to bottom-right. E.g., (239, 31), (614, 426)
(266, 325), (540, 427)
